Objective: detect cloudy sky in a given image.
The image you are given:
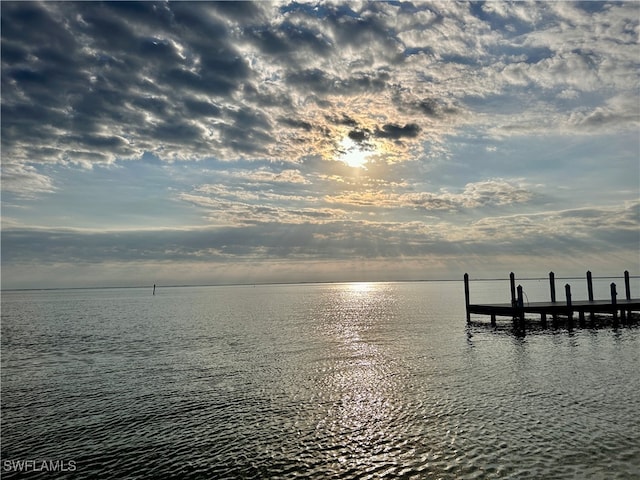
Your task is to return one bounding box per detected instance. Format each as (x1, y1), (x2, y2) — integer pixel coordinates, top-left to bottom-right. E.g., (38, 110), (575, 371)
(1, 1), (639, 289)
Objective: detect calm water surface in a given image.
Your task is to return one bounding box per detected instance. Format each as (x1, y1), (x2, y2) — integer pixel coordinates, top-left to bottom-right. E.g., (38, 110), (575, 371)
(2, 281), (639, 479)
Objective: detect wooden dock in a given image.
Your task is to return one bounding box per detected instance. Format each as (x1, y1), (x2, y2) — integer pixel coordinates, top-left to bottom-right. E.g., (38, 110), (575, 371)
(464, 271), (639, 327)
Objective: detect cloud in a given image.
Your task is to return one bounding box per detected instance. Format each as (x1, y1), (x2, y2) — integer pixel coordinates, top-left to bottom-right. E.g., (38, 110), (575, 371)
(460, 180), (533, 207)
(2, 1), (637, 170)
(465, 202), (640, 259)
(375, 123), (421, 140)
(1, 163), (56, 197)
(324, 179), (535, 212)
(3, 201), (637, 268)
(567, 95), (640, 130)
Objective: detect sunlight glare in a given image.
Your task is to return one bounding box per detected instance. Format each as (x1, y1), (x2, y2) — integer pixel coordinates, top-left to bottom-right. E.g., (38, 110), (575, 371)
(346, 282), (375, 293)
(338, 137), (371, 169)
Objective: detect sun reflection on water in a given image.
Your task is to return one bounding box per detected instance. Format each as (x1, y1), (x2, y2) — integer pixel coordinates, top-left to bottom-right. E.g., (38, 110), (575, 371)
(344, 281), (376, 294)
(315, 282), (403, 463)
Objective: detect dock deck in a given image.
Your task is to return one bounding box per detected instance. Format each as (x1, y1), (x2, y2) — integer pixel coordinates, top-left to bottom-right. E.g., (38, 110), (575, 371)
(468, 298), (640, 317)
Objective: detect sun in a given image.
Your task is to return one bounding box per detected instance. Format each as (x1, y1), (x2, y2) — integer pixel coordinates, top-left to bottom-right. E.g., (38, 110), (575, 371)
(338, 137), (371, 169)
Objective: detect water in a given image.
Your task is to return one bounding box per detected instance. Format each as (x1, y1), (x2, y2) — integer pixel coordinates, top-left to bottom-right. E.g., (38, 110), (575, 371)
(2, 281), (639, 479)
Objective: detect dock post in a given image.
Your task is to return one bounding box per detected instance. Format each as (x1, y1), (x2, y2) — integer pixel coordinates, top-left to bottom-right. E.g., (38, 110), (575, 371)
(464, 273), (470, 323)
(550, 271), (557, 324)
(565, 284), (573, 326)
(624, 270), (631, 320)
(611, 282), (618, 324)
(586, 271), (593, 301)
(510, 272), (516, 307)
(586, 271), (594, 321)
(516, 284), (525, 325)
(624, 270), (631, 301)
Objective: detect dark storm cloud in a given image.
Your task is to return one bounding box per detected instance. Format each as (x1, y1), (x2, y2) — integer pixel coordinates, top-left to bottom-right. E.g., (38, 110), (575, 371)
(415, 98), (460, 118)
(375, 123), (421, 140)
(417, 98), (440, 117)
(244, 20), (332, 57)
(209, 1), (264, 21)
(77, 6), (141, 52)
(306, 1), (403, 63)
(1, 1), (259, 165)
(1, 2), (75, 52)
(183, 99), (222, 118)
(285, 69), (333, 94)
(328, 118), (420, 144)
(160, 65), (239, 97)
(279, 118), (313, 131)
(284, 68), (390, 96)
(59, 134), (128, 150)
(152, 122), (203, 144)
(327, 114), (359, 128)
(100, 1), (173, 25)
(348, 129), (369, 142)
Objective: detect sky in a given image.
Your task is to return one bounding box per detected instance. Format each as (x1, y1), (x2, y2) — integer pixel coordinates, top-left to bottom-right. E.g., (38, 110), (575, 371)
(1, 1), (639, 289)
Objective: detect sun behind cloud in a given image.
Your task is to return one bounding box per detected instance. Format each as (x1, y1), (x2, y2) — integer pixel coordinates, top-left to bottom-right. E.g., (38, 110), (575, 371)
(337, 137), (371, 169)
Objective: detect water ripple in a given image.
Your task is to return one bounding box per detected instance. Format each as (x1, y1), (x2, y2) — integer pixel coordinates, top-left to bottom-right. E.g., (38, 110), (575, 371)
(2, 284), (639, 479)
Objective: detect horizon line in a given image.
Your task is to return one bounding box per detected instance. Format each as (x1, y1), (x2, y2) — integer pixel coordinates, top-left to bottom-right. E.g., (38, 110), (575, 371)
(3, 275), (638, 293)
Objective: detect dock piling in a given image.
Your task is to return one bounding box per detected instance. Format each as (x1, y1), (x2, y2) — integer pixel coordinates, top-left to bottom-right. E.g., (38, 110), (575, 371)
(624, 270), (632, 320)
(624, 271), (631, 301)
(611, 282), (618, 324)
(516, 285), (525, 324)
(510, 272), (516, 308)
(464, 273), (470, 323)
(586, 271), (595, 321)
(517, 285), (524, 308)
(550, 272), (557, 323)
(565, 284), (573, 325)
(586, 271), (594, 301)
